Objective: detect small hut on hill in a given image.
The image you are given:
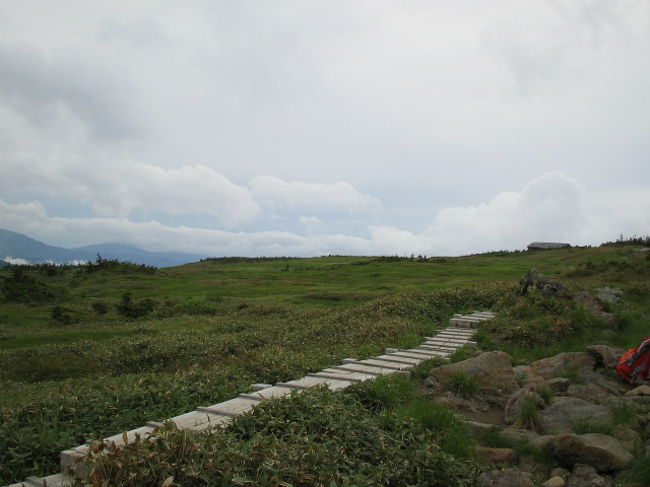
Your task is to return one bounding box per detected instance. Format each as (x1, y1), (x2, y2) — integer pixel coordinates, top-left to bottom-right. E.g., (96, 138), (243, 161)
(527, 242), (571, 251)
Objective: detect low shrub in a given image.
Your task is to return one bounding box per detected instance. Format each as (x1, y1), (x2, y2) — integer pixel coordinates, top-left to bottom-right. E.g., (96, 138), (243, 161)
(74, 388), (478, 487)
(0, 269), (60, 303)
(50, 305), (77, 325)
(449, 344), (480, 363)
(90, 301), (109, 314)
(115, 292), (155, 318)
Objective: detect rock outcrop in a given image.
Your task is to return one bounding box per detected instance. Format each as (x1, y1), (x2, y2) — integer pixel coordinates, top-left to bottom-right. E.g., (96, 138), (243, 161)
(544, 433), (633, 472)
(526, 352), (596, 380)
(476, 469), (535, 487)
(517, 268), (567, 297)
(430, 351), (519, 395)
(536, 398), (613, 434)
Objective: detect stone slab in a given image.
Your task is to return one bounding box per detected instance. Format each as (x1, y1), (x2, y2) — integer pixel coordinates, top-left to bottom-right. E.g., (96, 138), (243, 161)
(428, 340), (468, 346)
(437, 332), (476, 338)
(60, 445), (89, 472)
(427, 334), (473, 340)
(449, 321), (479, 329)
(308, 372), (363, 382)
(332, 363), (394, 376)
(278, 375), (355, 391)
(199, 397), (259, 417)
(251, 383), (272, 390)
(403, 348), (446, 357)
(319, 368), (378, 381)
(373, 354), (422, 365)
(24, 474), (71, 487)
(418, 344), (458, 351)
(104, 425), (156, 448)
(240, 386), (296, 401)
(424, 339), (468, 345)
(413, 347), (450, 357)
(439, 328), (476, 337)
(359, 359), (411, 370)
(422, 344), (464, 351)
(168, 410), (230, 430)
(390, 351), (438, 360)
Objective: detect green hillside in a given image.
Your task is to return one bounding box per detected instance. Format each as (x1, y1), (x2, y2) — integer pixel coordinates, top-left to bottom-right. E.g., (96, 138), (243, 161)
(1, 244), (649, 484)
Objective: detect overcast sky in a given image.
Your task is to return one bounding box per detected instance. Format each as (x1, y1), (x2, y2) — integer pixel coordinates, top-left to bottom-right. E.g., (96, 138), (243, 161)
(0, 1), (648, 257)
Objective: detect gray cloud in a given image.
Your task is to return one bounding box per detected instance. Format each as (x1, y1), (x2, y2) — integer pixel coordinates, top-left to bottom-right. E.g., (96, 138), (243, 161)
(0, 1), (648, 255)
(0, 42), (142, 139)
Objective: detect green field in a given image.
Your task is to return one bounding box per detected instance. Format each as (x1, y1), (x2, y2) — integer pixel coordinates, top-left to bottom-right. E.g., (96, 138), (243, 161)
(1, 245), (649, 484)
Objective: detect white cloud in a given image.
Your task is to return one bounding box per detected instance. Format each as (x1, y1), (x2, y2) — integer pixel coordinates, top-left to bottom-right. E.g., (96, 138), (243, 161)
(90, 163), (261, 226)
(0, 154), (260, 226)
(250, 175), (378, 215)
(1, 172), (648, 257)
(2, 256), (30, 265)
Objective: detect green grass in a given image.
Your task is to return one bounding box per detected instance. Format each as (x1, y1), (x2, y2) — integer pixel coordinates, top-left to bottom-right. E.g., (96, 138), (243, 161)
(444, 371), (480, 398)
(620, 453), (650, 487)
(347, 372), (474, 459)
(517, 396), (542, 430)
(0, 245), (649, 484)
(448, 344), (480, 363)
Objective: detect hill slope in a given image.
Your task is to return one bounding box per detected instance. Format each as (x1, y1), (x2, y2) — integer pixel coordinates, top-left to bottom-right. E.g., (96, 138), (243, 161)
(0, 228), (201, 267)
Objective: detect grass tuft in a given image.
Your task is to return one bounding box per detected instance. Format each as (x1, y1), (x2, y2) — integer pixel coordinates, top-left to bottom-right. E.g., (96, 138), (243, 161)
(445, 371), (480, 398)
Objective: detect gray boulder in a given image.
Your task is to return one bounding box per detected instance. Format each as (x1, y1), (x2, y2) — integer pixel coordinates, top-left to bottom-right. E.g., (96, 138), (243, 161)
(464, 420), (501, 438)
(545, 434), (633, 472)
(578, 370), (625, 396)
(547, 377), (571, 393)
(517, 268), (567, 297)
(566, 464), (613, 487)
(586, 345), (625, 369)
(625, 384), (650, 396)
(566, 384), (617, 407)
(430, 351), (519, 394)
(542, 476), (565, 487)
(612, 424), (642, 453)
(596, 287), (622, 304)
(574, 292), (618, 328)
(537, 398), (612, 434)
(476, 469), (535, 487)
(500, 427), (540, 445)
(527, 352), (596, 380)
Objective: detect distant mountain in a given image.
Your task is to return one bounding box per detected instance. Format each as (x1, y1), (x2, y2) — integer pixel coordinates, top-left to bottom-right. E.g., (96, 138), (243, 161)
(73, 243), (201, 268)
(0, 229), (202, 267)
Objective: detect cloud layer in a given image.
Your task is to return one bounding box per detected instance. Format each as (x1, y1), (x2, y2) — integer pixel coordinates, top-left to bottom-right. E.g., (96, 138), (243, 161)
(0, 2), (648, 256)
(1, 172), (647, 257)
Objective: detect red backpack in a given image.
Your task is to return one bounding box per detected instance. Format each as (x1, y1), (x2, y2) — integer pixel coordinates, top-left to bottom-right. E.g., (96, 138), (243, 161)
(616, 337), (650, 384)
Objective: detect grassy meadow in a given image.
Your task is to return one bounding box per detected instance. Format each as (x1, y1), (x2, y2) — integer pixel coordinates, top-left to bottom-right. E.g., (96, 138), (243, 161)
(1, 244), (649, 485)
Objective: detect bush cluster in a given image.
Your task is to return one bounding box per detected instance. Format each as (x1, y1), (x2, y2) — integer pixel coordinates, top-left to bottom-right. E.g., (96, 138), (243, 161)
(115, 292), (155, 318)
(74, 388), (477, 487)
(0, 268), (60, 303)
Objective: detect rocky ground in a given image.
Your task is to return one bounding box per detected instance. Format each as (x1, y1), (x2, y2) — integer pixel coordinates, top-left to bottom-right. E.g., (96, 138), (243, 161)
(424, 344), (650, 486)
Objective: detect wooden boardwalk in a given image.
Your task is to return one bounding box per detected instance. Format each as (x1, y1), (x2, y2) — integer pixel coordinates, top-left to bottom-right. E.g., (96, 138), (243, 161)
(6, 311), (495, 487)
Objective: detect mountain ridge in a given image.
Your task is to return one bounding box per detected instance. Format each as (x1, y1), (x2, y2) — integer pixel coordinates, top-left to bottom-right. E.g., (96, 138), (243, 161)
(0, 228), (202, 267)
